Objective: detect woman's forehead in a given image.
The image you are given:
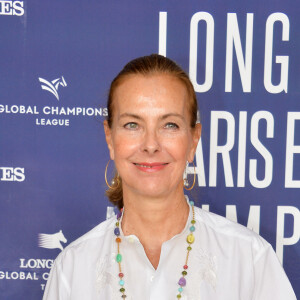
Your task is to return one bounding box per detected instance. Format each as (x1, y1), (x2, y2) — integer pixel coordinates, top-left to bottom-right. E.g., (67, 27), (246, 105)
(113, 74), (189, 115)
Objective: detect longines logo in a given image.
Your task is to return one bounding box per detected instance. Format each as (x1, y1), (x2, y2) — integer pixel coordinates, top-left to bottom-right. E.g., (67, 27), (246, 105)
(39, 76), (67, 101)
(0, 230), (68, 291)
(38, 230), (67, 252)
(0, 167), (25, 182)
(0, 1), (24, 16)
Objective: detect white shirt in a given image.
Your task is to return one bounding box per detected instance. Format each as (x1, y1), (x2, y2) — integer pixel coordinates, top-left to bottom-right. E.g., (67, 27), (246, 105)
(43, 203), (296, 300)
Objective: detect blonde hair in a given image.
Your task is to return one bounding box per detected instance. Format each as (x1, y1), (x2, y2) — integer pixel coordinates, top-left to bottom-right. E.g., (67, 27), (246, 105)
(106, 54), (198, 209)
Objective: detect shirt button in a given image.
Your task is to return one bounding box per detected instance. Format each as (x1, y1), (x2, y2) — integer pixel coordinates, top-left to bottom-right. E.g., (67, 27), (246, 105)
(150, 275), (155, 282)
(128, 236), (135, 243)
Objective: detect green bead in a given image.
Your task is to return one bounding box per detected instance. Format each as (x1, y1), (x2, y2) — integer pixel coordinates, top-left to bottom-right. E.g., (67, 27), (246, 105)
(116, 222), (119, 227)
(187, 246), (192, 251)
(191, 220), (196, 224)
(177, 294), (182, 298)
(120, 288), (125, 292)
(116, 254), (122, 262)
(182, 270), (187, 276)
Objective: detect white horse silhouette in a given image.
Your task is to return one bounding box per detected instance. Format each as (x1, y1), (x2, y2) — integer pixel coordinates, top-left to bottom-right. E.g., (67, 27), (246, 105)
(38, 230), (67, 251)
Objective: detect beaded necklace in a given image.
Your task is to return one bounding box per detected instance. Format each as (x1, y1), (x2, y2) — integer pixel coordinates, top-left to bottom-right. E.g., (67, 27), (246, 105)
(113, 201), (196, 299)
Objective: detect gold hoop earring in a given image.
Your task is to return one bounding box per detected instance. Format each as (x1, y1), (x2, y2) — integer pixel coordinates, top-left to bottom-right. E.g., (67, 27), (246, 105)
(184, 161), (196, 191)
(105, 159), (120, 189)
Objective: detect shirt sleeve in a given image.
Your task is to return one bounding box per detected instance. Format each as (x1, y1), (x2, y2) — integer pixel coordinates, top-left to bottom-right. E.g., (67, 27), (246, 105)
(42, 259), (71, 300)
(253, 245), (296, 300)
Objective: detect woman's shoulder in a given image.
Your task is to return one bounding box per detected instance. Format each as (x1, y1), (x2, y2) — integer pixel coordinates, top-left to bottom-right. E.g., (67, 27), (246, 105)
(194, 206), (270, 255)
(55, 216), (116, 264)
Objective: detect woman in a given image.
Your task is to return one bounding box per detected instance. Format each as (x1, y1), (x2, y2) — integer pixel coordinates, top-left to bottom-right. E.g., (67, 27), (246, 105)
(43, 54), (296, 299)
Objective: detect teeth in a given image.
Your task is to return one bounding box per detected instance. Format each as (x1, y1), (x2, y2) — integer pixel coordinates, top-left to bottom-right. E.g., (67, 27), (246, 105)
(134, 163), (167, 168)
(136, 164), (152, 168)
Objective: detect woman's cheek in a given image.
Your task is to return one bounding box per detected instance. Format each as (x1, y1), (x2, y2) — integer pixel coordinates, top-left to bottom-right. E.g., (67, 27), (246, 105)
(164, 134), (190, 154)
(114, 135), (140, 156)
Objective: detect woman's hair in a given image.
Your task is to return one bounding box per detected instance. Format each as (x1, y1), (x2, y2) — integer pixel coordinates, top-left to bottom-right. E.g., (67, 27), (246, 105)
(105, 54), (198, 209)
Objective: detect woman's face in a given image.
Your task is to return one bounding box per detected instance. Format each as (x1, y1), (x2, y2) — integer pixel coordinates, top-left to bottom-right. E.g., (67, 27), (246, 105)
(104, 73), (201, 199)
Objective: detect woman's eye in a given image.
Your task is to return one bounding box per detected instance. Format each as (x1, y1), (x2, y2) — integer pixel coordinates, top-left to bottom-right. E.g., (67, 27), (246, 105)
(124, 122), (138, 129)
(165, 122), (179, 129)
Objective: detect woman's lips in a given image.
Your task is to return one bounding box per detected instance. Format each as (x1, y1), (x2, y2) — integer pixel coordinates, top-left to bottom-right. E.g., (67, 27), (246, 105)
(133, 162), (168, 172)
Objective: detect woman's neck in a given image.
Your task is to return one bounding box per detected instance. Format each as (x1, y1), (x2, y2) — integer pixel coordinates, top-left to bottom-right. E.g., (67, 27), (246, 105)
(121, 189), (190, 269)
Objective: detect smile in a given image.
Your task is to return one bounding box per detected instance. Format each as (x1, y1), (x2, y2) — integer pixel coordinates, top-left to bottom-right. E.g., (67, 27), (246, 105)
(133, 162), (169, 172)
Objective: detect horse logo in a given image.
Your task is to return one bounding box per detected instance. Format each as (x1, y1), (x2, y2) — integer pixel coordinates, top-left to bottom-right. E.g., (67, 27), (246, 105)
(38, 230), (68, 251)
(38, 76), (67, 100)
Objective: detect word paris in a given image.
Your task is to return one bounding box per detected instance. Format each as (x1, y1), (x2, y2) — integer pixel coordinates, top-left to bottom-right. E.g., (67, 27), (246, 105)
(190, 111), (300, 188)
(159, 12), (289, 93)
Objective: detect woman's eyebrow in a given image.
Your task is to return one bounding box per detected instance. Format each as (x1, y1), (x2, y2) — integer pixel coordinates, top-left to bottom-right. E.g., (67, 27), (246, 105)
(119, 112), (185, 121)
(119, 113), (142, 120)
(160, 113), (185, 121)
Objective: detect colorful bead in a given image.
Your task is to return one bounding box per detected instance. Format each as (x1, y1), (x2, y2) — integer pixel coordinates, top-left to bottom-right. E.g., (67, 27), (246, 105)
(116, 254), (122, 263)
(189, 225), (195, 232)
(114, 205), (196, 298)
(178, 277), (186, 286)
(187, 233), (195, 244)
(119, 279), (125, 286)
(114, 227), (120, 236)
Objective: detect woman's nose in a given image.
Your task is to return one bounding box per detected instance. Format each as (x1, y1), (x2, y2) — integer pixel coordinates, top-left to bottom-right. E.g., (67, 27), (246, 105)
(141, 129), (161, 154)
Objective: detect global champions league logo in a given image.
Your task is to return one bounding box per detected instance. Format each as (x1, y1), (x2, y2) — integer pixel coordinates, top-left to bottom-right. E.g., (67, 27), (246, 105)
(38, 230), (67, 252)
(0, 75), (108, 127)
(38, 76), (67, 100)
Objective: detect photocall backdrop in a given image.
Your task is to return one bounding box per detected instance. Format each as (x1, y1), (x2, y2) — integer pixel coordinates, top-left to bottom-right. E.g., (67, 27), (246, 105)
(0, 0), (299, 299)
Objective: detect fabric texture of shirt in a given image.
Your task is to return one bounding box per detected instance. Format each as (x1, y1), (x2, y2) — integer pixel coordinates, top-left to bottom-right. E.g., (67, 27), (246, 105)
(43, 203), (296, 300)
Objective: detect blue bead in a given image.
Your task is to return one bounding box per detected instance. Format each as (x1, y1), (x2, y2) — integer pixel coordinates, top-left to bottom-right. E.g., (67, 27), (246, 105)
(178, 287), (183, 292)
(114, 228), (120, 236)
(190, 225), (195, 232)
(189, 201), (194, 206)
(119, 279), (125, 286)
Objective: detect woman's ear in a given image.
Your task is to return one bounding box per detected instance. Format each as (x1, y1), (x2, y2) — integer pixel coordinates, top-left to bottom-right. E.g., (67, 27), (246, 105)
(188, 123), (202, 162)
(103, 120), (115, 160)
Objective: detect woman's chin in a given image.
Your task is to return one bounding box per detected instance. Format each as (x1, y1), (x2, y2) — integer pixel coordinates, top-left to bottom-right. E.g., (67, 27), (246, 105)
(124, 180), (180, 199)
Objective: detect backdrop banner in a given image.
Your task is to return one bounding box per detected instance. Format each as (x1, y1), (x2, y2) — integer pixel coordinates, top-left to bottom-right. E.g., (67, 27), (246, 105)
(0, 0), (299, 298)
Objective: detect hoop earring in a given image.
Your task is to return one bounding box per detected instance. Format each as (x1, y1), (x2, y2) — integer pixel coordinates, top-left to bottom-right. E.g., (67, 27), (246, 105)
(184, 161), (196, 191)
(105, 159), (120, 189)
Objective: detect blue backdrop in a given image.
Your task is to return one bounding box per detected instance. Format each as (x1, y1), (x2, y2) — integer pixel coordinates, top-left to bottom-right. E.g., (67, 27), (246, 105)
(0, 0), (299, 298)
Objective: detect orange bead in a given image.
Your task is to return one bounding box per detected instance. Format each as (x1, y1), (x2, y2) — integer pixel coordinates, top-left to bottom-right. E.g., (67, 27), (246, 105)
(116, 237), (121, 243)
